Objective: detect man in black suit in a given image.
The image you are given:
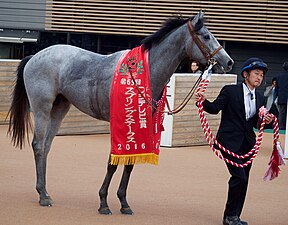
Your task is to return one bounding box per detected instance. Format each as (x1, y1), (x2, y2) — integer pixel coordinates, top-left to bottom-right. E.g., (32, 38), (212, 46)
(195, 58), (273, 225)
(275, 62), (288, 130)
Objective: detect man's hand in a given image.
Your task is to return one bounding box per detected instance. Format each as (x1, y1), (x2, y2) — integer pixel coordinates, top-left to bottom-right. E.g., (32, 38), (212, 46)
(195, 92), (206, 102)
(264, 113), (274, 124)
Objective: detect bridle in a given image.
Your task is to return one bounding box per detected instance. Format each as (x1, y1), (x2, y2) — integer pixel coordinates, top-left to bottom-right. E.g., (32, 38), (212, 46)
(129, 19), (223, 115)
(187, 20), (223, 63)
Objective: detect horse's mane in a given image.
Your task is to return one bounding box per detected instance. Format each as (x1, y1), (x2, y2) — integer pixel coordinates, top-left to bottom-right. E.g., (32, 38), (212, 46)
(141, 16), (192, 50)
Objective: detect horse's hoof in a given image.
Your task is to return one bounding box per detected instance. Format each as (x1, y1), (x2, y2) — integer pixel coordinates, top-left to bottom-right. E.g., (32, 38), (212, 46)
(39, 196), (53, 206)
(98, 207), (112, 215)
(120, 207), (134, 215)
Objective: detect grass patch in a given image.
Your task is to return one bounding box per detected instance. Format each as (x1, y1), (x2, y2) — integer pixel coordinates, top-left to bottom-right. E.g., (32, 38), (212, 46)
(254, 128), (286, 134)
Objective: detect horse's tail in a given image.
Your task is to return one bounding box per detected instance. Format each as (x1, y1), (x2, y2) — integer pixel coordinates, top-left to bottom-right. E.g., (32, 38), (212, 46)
(7, 55), (33, 149)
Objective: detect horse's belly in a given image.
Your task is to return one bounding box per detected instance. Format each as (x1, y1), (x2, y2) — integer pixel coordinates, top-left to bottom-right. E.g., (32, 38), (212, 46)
(61, 83), (110, 122)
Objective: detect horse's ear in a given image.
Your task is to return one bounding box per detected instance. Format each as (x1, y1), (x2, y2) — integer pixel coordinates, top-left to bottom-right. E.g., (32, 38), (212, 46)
(192, 11), (204, 32)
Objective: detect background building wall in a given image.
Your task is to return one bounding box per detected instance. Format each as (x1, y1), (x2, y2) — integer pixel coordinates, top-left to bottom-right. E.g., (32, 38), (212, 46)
(45, 0), (288, 44)
(0, 0), (287, 89)
(0, 0), (46, 30)
(1, 0), (287, 135)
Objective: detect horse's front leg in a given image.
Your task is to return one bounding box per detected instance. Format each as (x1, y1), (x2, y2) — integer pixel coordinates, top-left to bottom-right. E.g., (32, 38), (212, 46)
(118, 164), (134, 215)
(98, 162), (117, 215)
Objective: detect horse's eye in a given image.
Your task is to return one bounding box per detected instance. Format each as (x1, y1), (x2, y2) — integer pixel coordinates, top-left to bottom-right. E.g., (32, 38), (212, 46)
(203, 34), (210, 40)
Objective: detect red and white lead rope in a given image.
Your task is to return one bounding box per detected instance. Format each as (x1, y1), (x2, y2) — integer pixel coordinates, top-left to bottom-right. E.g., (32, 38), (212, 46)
(195, 64), (286, 180)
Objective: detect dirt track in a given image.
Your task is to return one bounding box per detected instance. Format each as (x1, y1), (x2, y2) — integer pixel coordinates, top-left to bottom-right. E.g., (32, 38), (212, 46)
(1, 125), (287, 225)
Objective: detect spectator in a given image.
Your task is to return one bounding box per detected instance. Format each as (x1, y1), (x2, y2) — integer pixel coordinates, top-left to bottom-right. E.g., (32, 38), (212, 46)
(191, 60), (202, 73)
(264, 77), (279, 117)
(275, 62), (288, 130)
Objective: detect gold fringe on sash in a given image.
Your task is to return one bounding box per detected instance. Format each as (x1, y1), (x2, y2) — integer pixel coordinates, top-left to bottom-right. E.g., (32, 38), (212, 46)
(110, 153), (159, 165)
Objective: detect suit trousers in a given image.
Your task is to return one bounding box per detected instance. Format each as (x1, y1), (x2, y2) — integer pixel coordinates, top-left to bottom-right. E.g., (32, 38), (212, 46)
(278, 104), (287, 130)
(222, 138), (252, 218)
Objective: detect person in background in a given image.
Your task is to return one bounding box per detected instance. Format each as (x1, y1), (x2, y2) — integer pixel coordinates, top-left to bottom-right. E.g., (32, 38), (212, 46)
(191, 60), (202, 73)
(275, 62), (288, 130)
(195, 57), (273, 225)
(264, 77), (279, 117)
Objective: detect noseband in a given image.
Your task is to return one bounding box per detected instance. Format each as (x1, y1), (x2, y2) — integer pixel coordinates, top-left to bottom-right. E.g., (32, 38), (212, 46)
(188, 20), (223, 62)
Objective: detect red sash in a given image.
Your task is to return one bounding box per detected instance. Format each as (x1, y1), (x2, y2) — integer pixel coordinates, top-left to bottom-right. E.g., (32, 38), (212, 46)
(110, 45), (166, 165)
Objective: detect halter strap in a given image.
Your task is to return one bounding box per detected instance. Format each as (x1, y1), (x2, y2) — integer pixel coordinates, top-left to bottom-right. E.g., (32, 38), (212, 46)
(187, 20), (223, 61)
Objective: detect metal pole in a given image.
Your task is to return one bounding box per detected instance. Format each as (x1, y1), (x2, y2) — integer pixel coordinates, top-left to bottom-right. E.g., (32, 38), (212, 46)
(67, 32), (70, 44)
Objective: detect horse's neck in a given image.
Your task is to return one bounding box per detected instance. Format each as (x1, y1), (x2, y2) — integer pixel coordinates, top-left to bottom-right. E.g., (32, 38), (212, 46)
(149, 25), (188, 100)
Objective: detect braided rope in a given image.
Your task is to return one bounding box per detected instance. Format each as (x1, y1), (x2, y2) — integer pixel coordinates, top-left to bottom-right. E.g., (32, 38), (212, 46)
(196, 78), (280, 168)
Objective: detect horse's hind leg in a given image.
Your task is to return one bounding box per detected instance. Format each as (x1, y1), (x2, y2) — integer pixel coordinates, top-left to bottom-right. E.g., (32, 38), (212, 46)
(118, 165), (134, 215)
(32, 95), (71, 206)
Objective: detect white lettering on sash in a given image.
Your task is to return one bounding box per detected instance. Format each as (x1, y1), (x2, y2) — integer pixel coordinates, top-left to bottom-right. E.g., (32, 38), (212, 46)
(125, 87), (137, 145)
(138, 86), (147, 129)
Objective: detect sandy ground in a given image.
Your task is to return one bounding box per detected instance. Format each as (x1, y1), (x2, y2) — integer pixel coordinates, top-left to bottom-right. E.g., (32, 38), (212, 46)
(0, 124), (288, 225)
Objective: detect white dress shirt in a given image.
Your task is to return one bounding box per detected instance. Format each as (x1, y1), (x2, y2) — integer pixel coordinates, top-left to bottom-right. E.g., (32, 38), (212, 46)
(243, 83), (256, 120)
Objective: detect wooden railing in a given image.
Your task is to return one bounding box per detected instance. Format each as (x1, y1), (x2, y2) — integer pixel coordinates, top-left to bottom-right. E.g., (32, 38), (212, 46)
(0, 60), (109, 135)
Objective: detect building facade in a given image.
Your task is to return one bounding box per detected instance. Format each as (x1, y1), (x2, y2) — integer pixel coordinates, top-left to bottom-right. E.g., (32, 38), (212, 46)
(1, 0), (288, 90)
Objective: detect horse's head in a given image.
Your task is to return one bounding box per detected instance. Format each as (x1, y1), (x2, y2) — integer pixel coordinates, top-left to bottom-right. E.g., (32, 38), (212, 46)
(187, 11), (234, 73)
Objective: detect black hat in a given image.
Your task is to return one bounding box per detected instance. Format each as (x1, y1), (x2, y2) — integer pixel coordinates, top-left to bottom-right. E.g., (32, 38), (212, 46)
(241, 57), (268, 77)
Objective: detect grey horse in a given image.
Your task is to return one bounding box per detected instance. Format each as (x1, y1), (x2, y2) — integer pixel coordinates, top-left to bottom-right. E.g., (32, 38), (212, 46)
(7, 11), (233, 215)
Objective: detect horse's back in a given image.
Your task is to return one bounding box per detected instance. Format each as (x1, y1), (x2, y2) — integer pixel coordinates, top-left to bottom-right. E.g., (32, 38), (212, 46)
(24, 44), (104, 84)
(23, 44), (126, 121)
(25, 44), (111, 79)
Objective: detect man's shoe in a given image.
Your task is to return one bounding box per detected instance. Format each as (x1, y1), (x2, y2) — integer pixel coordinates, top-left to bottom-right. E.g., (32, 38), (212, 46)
(223, 216), (242, 225)
(240, 220), (248, 225)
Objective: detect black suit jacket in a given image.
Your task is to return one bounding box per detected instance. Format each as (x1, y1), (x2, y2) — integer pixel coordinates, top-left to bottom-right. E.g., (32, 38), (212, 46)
(202, 83), (265, 154)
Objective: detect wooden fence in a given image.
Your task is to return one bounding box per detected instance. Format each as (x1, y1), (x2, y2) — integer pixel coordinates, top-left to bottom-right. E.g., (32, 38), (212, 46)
(0, 59), (110, 135)
(161, 73), (237, 147)
(1, 60), (238, 146)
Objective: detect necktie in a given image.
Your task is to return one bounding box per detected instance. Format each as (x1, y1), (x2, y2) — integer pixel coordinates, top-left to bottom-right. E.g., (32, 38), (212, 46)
(248, 93), (255, 119)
